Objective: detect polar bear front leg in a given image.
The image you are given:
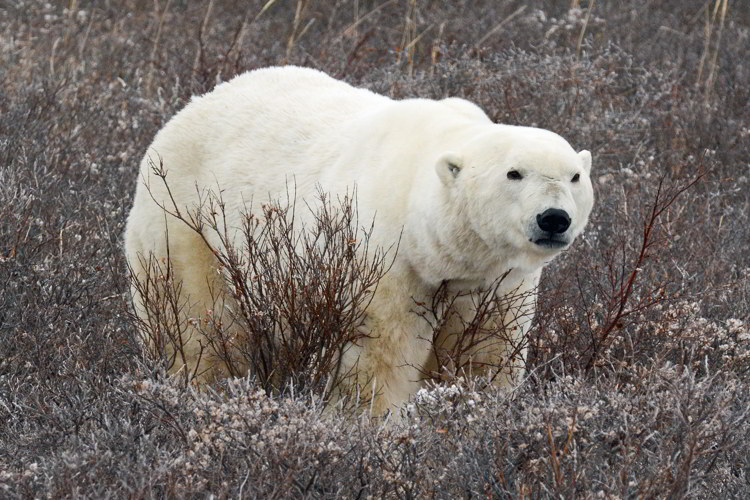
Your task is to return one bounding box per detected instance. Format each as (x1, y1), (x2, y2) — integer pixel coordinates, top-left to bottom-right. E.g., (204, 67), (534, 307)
(472, 274), (539, 386)
(336, 282), (433, 416)
(427, 273), (540, 387)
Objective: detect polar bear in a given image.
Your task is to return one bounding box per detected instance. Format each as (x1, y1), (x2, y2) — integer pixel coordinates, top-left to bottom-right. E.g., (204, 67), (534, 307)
(124, 66), (594, 415)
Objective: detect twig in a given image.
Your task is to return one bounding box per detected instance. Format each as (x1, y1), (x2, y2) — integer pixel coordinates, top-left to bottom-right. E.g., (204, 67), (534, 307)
(192, 0), (215, 82)
(576, 0), (595, 58)
(475, 5), (527, 48)
(146, 0), (172, 95)
(342, 0), (397, 37)
(703, 0), (728, 103)
(584, 170), (704, 371)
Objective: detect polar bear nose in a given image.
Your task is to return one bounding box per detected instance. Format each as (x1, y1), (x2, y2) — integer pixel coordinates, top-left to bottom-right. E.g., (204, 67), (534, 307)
(537, 208), (571, 234)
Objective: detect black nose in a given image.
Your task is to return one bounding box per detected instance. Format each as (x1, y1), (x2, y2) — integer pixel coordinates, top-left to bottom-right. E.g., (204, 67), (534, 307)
(537, 208), (571, 234)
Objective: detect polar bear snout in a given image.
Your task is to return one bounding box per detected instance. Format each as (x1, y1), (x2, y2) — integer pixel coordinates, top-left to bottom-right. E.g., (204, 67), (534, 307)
(536, 208), (571, 234)
(529, 208), (573, 249)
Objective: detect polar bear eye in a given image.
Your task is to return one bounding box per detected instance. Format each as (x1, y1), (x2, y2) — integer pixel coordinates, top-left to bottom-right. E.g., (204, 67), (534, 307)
(571, 173), (580, 183)
(507, 170), (523, 180)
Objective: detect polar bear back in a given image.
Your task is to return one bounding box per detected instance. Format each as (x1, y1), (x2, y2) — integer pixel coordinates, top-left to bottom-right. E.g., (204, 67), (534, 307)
(146, 67), (388, 184)
(137, 66), (495, 249)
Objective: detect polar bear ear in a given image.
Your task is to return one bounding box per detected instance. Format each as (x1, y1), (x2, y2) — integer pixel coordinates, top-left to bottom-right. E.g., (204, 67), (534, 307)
(435, 153), (463, 186)
(578, 150), (592, 174)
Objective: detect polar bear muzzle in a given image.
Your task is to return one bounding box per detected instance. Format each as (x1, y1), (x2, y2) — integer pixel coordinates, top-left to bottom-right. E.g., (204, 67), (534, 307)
(536, 208), (571, 234)
(533, 208), (571, 248)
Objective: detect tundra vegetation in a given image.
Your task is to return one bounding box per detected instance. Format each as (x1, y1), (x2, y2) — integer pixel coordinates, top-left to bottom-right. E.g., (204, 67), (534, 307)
(1, 0), (749, 497)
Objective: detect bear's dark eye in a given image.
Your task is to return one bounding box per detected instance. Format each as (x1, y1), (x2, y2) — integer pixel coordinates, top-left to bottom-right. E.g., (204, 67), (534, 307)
(507, 170), (523, 180)
(571, 173), (580, 183)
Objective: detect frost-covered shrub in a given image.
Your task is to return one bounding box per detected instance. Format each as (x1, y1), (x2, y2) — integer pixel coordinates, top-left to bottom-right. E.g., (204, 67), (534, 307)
(1, 1), (749, 498)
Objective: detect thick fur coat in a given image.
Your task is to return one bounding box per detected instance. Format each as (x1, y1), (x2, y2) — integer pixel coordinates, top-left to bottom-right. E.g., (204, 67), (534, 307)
(125, 66), (594, 414)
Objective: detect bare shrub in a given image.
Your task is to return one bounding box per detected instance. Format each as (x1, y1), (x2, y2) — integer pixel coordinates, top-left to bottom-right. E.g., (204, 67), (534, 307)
(129, 248), (202, 384)
(533, 170), (706, 376)
(415, 274), (535, 387)
(130, 162), (394, 403)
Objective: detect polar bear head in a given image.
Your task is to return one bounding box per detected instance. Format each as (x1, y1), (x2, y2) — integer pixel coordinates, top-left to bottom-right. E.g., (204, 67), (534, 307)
(434, 125), (594, 271)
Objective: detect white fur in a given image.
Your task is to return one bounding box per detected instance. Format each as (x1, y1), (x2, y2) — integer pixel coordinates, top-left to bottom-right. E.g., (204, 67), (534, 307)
(124, 66), (594, 414)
